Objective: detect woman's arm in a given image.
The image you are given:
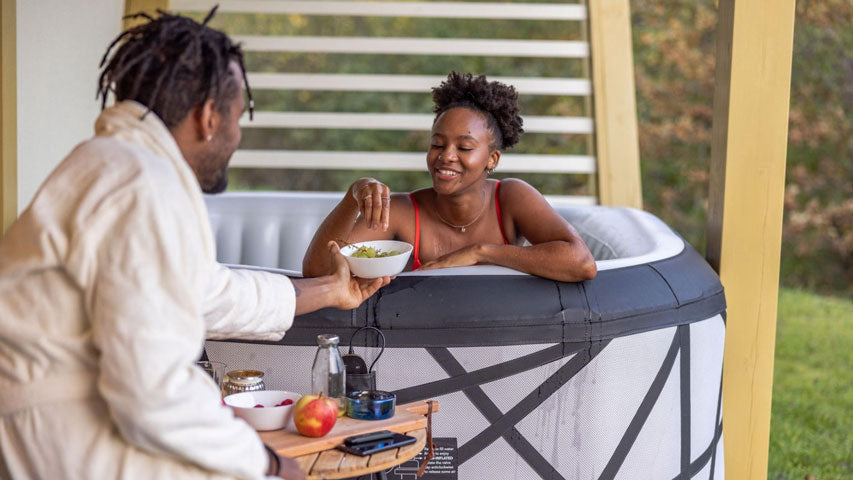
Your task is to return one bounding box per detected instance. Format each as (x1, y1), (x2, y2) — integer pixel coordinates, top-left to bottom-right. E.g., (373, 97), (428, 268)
(302, 178), (393, 277)
(419, 179), (597, 282)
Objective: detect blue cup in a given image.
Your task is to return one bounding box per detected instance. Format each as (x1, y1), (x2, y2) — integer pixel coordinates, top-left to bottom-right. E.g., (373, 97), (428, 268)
(346, 390), (396, 420)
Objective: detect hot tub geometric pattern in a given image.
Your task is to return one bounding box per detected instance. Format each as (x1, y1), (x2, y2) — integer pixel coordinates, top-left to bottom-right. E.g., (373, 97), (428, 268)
(203, 195), (727, 479)
(208, 314), (724, 479)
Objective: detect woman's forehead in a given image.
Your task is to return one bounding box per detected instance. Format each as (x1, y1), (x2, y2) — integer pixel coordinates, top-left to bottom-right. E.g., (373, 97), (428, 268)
(433, 107), (491, 139)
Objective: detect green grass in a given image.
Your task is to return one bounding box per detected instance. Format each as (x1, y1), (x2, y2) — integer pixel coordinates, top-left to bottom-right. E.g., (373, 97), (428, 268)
(768, 288), (853, 479)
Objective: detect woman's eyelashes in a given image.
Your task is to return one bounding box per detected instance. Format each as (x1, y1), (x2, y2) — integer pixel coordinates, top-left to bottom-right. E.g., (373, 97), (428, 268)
(430, 144), (474, 153)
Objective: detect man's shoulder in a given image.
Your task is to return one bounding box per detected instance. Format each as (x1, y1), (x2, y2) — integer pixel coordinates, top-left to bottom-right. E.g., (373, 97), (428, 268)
(59, 135), (180, 193)
(32, 136), (177, 222)
(67, 135), (157, 172)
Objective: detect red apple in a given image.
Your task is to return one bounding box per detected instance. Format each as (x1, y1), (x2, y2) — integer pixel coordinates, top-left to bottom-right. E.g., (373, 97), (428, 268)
(292, 394), (338, 437)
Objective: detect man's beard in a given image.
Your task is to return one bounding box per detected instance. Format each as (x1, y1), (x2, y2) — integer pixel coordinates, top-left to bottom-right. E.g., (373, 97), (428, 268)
(203, 168), (229, 194)
(198, 135), (234, 194)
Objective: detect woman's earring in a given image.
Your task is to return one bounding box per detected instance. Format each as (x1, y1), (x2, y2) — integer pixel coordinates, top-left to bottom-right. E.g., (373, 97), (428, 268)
(206, 135), (213, 142)
(487, 167), (495, 176)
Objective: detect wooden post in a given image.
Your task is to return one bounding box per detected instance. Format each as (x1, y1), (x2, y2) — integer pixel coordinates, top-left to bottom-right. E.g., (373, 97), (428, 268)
(124, 0), (170, 29)
(0, 0), (16, 235)
(587, 0), (642, 208)
(706, 0), (796, 478)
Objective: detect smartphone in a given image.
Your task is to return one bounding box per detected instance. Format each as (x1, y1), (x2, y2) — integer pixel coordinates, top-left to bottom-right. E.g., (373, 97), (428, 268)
(344, 430), (395, 446)
(337, 432), (417, 456)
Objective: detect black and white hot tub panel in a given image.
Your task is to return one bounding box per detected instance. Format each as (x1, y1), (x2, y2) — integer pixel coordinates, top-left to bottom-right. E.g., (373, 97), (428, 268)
(204, 192), (725, 480)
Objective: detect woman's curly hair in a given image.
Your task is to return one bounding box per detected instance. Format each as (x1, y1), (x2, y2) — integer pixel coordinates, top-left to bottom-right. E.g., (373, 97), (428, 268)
(431, 72), (524, 150)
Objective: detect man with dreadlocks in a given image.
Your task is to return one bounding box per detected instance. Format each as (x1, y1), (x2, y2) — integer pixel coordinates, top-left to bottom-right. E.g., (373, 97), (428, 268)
(0, 9), (386, 480)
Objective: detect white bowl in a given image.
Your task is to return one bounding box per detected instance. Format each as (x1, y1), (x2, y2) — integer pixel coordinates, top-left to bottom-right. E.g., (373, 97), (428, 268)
(340, 240), (413, 278)
(224, 390), (302, 431)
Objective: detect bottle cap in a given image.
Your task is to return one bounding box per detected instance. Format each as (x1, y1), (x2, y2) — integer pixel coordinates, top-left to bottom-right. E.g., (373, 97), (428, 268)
(317, 334), (340, 346)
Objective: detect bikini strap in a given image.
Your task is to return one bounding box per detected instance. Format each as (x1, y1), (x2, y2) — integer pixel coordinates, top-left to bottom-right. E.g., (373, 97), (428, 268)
(408, 193), (423, 270)
(495, 181), (510, 245)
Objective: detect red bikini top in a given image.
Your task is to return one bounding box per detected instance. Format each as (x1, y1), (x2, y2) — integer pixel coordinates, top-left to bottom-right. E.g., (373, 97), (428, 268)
(408, 181), (510, 270)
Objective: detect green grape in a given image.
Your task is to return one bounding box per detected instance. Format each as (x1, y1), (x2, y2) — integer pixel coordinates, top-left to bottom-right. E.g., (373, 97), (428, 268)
(350, 245), (402, 258)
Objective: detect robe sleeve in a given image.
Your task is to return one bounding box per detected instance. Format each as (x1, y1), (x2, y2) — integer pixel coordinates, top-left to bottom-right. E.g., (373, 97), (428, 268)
(202, 264), (295, 341)
(82, 175), (270, 480)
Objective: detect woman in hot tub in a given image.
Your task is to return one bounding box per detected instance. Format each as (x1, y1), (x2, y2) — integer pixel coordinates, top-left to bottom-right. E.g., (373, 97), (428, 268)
(302, 72), (597, 282)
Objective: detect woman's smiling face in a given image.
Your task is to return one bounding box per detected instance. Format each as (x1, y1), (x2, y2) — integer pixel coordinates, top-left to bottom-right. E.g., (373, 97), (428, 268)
(427, 107), (499, 195)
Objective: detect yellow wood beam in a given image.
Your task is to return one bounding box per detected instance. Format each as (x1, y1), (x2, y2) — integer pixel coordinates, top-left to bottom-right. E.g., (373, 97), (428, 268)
(1, 0), (17, 235)
(707, 0), (796, 478)
(587, 0), (642, 208)
(124, 0), (170, 30)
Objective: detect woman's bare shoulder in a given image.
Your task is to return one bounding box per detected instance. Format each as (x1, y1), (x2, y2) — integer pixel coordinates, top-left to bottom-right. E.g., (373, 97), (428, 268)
(409, 186), (435, 196)
(405, 188), (437, 206)
(386, 192), (419, 238)
(497, 178), (543, 201)
(390, 192), (416, 211)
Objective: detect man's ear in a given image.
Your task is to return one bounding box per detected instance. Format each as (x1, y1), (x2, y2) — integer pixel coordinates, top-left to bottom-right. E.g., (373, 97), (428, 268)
(197, 99), (219, 142)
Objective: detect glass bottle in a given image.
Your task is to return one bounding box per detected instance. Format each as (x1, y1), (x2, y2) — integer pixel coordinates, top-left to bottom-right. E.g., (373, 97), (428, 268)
(312, 334), (346, 416)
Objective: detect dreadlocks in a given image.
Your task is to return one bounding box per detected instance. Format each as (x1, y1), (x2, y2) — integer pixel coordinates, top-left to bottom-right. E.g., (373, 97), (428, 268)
(97, 6), (253, 128)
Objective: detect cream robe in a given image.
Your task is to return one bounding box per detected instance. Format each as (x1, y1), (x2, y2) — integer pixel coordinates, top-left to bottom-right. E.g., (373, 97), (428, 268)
(0, 101), (296, 479)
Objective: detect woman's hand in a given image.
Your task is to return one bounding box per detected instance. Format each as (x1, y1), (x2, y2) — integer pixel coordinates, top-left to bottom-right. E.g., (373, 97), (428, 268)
(418, 244), (485, 271)
(350, 178), (391, 231)
(328, 241), (392, 309)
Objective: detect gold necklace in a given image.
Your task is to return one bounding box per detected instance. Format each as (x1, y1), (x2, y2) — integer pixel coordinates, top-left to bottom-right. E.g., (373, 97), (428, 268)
(434, 189), (488, 233)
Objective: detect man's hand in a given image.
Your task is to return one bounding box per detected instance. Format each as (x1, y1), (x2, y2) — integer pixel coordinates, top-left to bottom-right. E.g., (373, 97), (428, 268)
(278, 456), (307, 480)
(328, 241), (392, 309)
(418, 244), (484, 271)
(292, 242), (392, 315)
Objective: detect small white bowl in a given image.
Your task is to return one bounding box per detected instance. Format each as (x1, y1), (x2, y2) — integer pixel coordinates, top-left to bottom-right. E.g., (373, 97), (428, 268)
(224, 390), (302, 431)
(340, 240), (413, 278)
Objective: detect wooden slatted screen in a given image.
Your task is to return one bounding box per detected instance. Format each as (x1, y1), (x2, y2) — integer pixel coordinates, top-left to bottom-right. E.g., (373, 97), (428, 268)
(172, 0), (614, 205)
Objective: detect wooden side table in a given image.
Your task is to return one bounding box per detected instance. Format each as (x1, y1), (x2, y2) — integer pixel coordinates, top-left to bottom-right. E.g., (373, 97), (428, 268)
(259, 400), (438, 480)
(294, 428), (426, 479)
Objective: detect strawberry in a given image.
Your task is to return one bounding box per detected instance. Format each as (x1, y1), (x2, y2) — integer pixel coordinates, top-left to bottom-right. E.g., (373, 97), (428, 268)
(254, 404), (264, 408)
(279, 399), (293, 406)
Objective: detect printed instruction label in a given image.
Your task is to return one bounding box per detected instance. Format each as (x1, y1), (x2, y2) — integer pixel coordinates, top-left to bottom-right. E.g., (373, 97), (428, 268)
(385, 437), (458, 479)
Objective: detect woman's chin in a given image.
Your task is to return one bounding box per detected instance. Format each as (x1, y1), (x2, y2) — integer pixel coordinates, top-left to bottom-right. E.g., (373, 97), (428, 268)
(431, 180), (459, 195)
(431, 175), (484, 196)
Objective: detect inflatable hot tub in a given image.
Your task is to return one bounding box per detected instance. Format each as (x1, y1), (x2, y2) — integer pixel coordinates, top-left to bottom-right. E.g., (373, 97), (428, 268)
(204, 192), (725, 480)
